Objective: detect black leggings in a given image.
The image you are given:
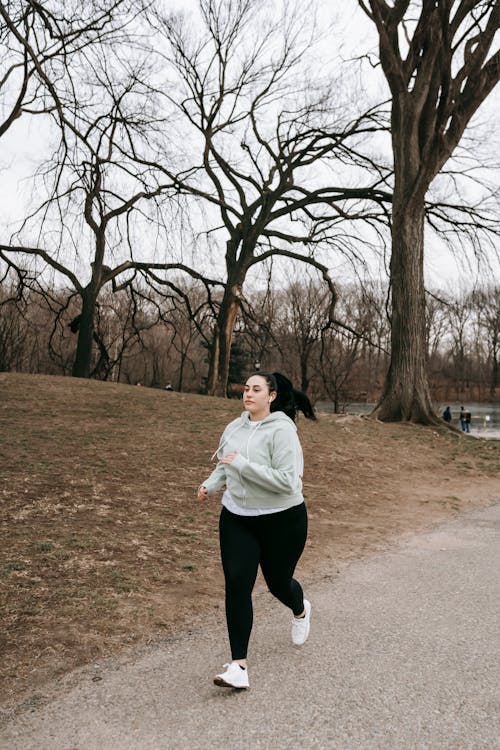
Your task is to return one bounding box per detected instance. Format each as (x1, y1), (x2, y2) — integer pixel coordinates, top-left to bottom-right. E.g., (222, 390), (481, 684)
(219, 502), (308, 660)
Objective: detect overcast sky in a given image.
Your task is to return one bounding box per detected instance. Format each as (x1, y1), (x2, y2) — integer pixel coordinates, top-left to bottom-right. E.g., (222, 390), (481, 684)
(1, 0), (499, 290)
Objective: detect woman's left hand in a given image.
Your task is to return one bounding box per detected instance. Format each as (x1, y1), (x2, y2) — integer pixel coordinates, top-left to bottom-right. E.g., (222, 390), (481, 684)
(221, 450), (239, 465)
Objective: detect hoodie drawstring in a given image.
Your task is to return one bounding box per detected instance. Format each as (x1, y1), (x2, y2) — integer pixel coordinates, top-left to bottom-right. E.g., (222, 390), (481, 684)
(210, 422), (244, 462)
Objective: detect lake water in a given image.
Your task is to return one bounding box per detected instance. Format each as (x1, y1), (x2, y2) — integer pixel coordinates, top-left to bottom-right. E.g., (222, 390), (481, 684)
(316, 401), (500, 440)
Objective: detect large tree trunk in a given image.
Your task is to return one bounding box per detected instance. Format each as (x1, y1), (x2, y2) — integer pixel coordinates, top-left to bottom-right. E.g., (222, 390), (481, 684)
(373, 196), (438, 423)
(72, 231), (105, 379)
(72, 284), (98, 378)
(372, 91), (438, 424)
(206, 281), (243, 397)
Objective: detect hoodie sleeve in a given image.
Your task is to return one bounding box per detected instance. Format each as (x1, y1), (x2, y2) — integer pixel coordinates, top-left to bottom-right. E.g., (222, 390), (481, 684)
(202, 461), (227, 495)
(201, 422), (233, 495)
(230, 424), (302, 494)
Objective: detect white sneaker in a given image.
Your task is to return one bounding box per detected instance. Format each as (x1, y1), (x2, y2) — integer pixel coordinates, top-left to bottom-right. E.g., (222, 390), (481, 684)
(292, 599), (311, 645)
(214, 662), (249, 689)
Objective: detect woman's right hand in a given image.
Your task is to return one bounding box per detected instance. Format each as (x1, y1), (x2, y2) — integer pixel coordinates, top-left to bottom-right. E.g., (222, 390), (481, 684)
(197, 485), (208, 501)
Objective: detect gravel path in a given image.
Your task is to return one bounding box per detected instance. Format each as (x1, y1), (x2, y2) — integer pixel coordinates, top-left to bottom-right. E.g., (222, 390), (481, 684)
(2, 503), (499, 750)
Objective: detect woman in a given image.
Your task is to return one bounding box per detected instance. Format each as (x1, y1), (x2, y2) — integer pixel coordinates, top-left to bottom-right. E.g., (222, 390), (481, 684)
(197, 371), (316, 689)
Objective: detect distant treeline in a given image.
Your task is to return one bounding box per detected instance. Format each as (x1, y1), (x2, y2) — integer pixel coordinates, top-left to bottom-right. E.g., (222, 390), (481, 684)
(1, 277), (498, 409)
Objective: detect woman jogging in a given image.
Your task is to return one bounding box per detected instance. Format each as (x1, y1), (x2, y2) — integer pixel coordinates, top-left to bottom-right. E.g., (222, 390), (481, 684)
(197, 371), (315, 689)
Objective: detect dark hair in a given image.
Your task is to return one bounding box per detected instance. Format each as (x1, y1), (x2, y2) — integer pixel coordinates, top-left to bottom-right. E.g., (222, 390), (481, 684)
(249, 371), (316, 422)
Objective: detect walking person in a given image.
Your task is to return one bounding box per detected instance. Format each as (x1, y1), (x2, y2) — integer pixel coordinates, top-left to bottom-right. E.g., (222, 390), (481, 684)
(197, 372), (315, 689)
(460, 406), (471, 433)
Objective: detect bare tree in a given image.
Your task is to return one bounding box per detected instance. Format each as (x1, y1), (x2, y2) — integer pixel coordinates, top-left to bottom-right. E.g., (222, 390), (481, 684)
(0, 0), (128, 138)
(444, 291), (474, 400)
(317, 284), (389, 410)
(123, 282), (213, 391)
(356, 281), (391, 400)
(359, 0), (500, 422)
(471, 285), (500, 400)
(425, 291), (452, 399)
(0, 1), (180, 377)
(0, 3), (211, 378)
(0, 276), (29, 370)
(318, 329), (363, 413)
(275, 275), (330, 393)
(237, 278), (284, 375)
(135, 0), (392, 395)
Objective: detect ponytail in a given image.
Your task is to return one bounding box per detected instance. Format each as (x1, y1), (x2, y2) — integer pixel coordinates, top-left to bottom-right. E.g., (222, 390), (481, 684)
(253, 371), (316, 422)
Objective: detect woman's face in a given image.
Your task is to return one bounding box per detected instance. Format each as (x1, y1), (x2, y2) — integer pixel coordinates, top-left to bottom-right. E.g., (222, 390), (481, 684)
(243, 375), (276, 420)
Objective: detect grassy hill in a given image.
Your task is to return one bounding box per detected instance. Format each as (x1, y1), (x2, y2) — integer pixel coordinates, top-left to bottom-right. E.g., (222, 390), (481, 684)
(1, 372), (499, 703)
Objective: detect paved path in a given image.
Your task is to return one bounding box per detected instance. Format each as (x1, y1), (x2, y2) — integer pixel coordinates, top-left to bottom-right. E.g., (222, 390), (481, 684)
(1, 503), (499, 750)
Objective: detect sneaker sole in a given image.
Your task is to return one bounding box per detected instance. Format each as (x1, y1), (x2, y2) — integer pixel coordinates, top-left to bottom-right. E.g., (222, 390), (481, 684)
(213, 677), (248, 689)
(292, 630), (310, 646)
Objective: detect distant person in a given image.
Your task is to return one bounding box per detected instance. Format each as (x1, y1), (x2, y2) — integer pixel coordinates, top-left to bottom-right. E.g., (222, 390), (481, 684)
(164, 383), (174, 391)
(465, 409), (472, 431)
(442, 406), (452, 424)
(197, 372), (316, 690)
(460, 406), (471, 433)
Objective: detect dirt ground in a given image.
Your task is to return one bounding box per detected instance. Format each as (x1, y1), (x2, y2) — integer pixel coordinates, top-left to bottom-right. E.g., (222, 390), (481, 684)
(1, 373), (499, 706)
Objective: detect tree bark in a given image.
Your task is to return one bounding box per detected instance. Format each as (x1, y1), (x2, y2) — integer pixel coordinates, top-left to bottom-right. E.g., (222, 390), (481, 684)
(373, 197), (437, 423)
(372, 89), (438, 423)
(72, 284), (98, 378)
(72, 229), (106, 378)
(206, 280), (243, 397)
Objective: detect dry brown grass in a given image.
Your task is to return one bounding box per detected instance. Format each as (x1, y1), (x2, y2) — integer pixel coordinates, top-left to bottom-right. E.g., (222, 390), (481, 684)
(1, 372), (499, 704)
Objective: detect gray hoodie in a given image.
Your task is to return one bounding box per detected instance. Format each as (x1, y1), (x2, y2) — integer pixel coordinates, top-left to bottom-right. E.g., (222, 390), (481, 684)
(202, 411), (304, 510)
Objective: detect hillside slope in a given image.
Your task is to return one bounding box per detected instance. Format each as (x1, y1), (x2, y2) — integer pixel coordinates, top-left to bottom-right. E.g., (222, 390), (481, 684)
(1, 372), (498, 702)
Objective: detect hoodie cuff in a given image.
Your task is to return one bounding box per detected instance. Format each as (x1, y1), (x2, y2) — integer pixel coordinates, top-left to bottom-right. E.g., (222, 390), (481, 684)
(231, 453), (248, 472)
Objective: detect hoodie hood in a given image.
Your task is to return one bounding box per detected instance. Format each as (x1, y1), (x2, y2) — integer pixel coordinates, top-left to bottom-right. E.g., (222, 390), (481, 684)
(238, 410), (297, 429)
